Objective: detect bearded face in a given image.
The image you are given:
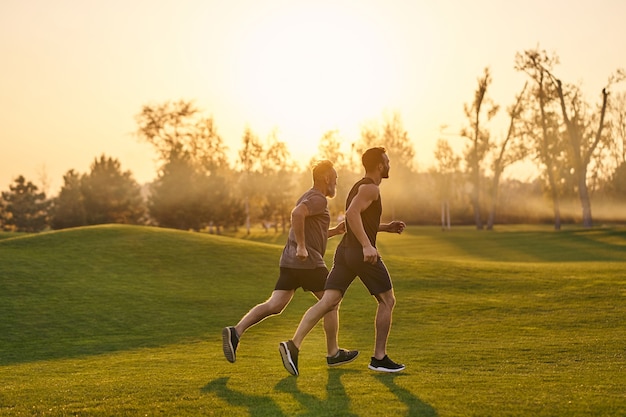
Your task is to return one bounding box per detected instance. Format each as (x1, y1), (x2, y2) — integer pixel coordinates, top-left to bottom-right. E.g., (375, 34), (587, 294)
(326, 169), (338, 198)
(380, 155), (390, 178)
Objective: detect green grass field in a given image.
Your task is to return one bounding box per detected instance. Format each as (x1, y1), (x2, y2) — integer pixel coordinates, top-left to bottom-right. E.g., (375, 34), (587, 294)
(1, 224), (625, 416)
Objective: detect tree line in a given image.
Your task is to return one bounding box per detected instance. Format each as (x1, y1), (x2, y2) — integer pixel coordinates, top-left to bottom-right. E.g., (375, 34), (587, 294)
(2, 48), (625, 233)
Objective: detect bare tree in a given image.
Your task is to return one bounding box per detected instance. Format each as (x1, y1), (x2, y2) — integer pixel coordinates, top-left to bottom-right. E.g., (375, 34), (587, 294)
(517, 48), (625, 227)
(610, 91), (626, 165)
(552, 70), (624, 227)
(604, 91), (626, 196)
(486, 83), (529, 230)
(432, 138), (461, 230)
(515, 48), (564, 230)
(461, 67), (500, 230)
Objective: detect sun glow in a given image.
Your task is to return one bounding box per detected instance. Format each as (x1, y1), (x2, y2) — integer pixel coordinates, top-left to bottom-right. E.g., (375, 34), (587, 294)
(230, 3), (399, 159)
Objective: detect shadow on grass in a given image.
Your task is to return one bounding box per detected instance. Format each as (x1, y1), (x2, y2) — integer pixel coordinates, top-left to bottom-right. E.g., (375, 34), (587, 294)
(202, 370), (437, 417)
(274, 368), (358, 416)
(374, 373), (438, 417)
(202, 376), (285, 417)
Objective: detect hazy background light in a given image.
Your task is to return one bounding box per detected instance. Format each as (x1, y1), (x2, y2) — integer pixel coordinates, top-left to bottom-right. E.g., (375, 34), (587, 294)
(1, 0), (624, 195)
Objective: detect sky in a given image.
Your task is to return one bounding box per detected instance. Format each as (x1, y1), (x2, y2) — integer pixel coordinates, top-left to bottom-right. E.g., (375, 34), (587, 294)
(1, 0), (625, 196)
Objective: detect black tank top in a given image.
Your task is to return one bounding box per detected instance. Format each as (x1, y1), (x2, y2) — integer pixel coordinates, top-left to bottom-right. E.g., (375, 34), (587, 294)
(341, 177), (382, 248)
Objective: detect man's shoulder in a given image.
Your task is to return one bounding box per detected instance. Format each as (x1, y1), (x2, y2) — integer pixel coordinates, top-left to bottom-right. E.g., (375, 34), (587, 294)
(299, 188), (325, 200)
(355, 182), (379, 197)
(296, 189), (324, 205)
(298, 189), (328, 214)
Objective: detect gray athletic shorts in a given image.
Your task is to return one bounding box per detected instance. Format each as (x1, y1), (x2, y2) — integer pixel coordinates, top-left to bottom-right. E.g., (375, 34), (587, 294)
(274, 267), (329, 292)
(325, 245), (392, 296)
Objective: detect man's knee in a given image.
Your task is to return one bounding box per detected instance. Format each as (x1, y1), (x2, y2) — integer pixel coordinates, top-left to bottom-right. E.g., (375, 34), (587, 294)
(320, 289), (343, 312)
(265, 291), (292, 314)
(266, 300), (287, 315)
(375, 290), (396, 309)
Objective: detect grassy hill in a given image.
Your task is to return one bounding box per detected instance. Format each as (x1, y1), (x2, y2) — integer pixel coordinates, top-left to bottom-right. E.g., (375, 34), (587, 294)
(1, 225), (625, 416)
(0, 225), (283, 365)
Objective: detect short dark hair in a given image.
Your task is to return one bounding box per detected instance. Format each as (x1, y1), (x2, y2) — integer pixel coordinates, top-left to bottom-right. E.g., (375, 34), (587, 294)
(362, 147), (386, 172)
(312, 159), (334, 182)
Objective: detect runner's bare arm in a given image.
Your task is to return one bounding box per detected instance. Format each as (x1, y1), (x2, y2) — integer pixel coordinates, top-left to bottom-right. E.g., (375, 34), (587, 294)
(379, 220), (406, 234)
(291, 203), (309, 260)
(327, 221), (345, 239)
(345, 183), (380, 264)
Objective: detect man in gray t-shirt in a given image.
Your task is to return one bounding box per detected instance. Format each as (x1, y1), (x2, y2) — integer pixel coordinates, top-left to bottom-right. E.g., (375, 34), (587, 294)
(222, 160), (359, 368)
(279, 187), (331, 270)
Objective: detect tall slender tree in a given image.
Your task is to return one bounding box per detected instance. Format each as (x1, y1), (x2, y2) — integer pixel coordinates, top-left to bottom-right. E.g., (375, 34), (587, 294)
(515, 48), (564, 230)
(461, 67), (500, 229)
(432, 138), (461, 230)
(237, 127), (264, 234)
(486, 83), (529, 229)
(260, 131), (296, 232)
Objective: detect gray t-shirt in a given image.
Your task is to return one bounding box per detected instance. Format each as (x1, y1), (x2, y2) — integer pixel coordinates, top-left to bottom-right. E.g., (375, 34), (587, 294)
(279, 188), (330, 269)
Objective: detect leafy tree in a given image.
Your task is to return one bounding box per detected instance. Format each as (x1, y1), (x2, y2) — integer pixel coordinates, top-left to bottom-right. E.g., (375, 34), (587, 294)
(257, 132), (296, 232)
(237, 127), (264, 234)
(136, 100), (228, 173)
(358, 112), (416, 171)
(135, 100), (236, 231)
(314, 130), (358, 217)
(50, 157), (144, 229)
(50, 170), (86, 229)
(461, 67), (500, 230)
(81, 155), (145, 225)
(316, 130), (351, 170)
(205, 169), (241, 233)
(192, 119), (237, 232)
(1, 176), (50, 232)
(148, 154), (209, 231)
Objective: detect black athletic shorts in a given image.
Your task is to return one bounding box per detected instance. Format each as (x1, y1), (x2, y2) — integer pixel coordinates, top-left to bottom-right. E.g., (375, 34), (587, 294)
(325, 245), (392, 296)
(274, 266), (329, 292)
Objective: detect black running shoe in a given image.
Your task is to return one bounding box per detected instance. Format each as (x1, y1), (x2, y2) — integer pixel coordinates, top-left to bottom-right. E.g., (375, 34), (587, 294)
(368, 355), (405, 372)
(327, 349), (360, 367)
(222, 326), (239, 363)
(279, 340), (299, 376)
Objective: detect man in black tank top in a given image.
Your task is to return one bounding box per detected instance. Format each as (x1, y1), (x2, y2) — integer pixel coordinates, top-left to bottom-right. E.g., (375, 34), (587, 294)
(280, 147), (407, 376)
